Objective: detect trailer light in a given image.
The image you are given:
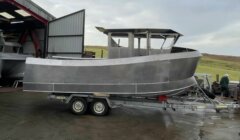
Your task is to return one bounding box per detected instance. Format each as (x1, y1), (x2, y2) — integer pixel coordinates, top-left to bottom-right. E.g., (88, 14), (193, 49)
(0, 12), (15, 19)
(11, 21), (24, 24)
(15, 10), (31, 17)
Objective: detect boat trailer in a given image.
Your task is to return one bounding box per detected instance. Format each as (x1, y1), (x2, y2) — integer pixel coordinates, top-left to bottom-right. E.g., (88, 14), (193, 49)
(48, 85), (240, 116)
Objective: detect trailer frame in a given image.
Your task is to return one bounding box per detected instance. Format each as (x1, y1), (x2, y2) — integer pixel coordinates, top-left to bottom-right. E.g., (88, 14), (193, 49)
(47, 86), (240, 116)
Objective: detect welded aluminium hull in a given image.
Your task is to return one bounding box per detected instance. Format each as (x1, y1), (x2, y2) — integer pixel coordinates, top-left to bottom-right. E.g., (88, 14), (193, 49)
(0, 53), (29, 79)
(23, 49), (201, 95)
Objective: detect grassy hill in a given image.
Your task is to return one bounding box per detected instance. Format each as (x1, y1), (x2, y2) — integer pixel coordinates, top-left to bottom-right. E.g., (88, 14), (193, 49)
(197, 54), (240, 81)
(85, 46), (240, 81)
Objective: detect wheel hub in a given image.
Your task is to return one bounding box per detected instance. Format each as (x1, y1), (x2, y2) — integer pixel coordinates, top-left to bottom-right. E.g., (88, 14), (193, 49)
(73, 101), (84, 112)
(94, 102), (105, 113)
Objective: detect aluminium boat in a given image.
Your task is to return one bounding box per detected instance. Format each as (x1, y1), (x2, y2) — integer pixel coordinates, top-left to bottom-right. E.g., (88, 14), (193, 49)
(0, 53), (29, 79)
(23, 27), (201, 95)
(0, 30), (30, 80)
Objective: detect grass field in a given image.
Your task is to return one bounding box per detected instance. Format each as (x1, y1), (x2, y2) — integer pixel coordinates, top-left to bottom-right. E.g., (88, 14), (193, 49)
(85, 46), (108, 58)
(85, 46), (240, 81)
(197, 54), (240, 81)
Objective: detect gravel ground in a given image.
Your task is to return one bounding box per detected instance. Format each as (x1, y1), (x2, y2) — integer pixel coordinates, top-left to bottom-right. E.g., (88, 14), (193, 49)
(0, 89), (239, 140)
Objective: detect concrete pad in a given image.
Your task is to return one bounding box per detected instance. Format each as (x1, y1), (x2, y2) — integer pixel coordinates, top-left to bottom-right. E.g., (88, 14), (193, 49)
(0, 90), (239, 140)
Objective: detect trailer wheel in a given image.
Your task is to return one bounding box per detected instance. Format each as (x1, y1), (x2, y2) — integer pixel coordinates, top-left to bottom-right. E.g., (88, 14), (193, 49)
(90, 99), (109, 116)
(70, 98), (87, 115)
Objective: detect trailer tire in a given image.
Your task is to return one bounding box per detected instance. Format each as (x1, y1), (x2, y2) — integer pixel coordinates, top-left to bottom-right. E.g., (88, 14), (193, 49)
(90, 99), (109, 116)
(70, 98), (87, 115)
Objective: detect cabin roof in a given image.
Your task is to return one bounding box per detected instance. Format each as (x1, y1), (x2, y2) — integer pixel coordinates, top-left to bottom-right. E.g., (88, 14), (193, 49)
(96, 27), (183, 38)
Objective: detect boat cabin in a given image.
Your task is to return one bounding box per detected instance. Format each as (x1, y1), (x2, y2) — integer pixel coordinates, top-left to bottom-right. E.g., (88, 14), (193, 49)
(97, 27), (184, 58)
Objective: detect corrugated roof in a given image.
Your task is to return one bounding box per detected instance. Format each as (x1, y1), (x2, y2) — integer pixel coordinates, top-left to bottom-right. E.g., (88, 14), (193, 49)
(96, 27), (183, 38)
(0, 0), (55, 24)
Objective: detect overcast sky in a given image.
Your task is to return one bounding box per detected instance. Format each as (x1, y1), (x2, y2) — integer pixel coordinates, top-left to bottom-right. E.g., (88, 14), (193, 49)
(33, 0), (240, 56)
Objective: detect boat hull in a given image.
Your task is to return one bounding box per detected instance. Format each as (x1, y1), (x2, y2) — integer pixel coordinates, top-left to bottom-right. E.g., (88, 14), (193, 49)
(23, 50), (201, 95)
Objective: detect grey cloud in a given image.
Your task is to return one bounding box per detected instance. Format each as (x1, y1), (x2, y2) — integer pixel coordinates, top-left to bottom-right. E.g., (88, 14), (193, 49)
(33, 0), (240, 56)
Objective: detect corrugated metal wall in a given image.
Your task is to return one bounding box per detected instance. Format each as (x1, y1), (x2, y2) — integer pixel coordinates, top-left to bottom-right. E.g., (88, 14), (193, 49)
(47, 10), (85, 57)
(48, 12), (84, 36)
(48, 37), (82, 52)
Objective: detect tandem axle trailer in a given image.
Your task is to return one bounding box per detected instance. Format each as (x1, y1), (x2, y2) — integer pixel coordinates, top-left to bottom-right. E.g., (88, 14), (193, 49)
(48, 88), (240, 116)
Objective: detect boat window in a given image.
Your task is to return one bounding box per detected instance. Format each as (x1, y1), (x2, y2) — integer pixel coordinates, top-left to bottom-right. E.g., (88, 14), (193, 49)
(111, 37), (129, 48)
(160, 38), (175, 53)
(151, 38), (166, 49)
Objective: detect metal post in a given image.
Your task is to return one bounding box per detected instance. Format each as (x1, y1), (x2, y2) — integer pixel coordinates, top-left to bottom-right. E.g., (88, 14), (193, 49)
(45, 25), (49, 58)
(117, 39), (120, 47)
(138, 38), (141, 56)
(107, 33), (112, 58)
(108, 33), (112, 48)
(128, 32), (134, 56)
(146, 32), (151, 55)
(160, 39), (166, 53)
(164, 35), (179, 53)
(170, 36), (179, 48)
(101, 50), (104, 58)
